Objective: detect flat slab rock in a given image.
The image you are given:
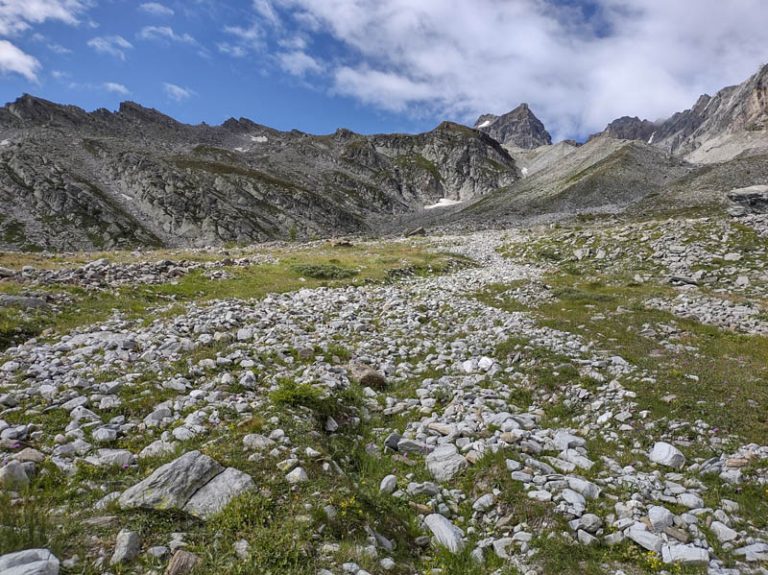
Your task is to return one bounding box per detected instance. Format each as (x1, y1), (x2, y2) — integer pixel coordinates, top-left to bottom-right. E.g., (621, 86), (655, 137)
(662, 544), (709, 564)
(0, 549), (60, 575)
(119, 450), (255, 519)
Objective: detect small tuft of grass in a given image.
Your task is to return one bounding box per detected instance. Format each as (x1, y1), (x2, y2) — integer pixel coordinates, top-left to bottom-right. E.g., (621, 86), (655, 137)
(291, 263), (359, 280)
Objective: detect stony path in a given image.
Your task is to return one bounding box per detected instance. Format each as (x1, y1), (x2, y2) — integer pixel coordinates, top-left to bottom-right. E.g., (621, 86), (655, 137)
(1, 228), (768, 575)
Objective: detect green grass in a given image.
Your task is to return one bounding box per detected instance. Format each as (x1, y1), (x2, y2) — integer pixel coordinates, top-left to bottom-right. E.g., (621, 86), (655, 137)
(291, 263), (359, 279)
(474, 281), (529, 312)
(0, 241), (466, 351)
(535, 272), (768, 445)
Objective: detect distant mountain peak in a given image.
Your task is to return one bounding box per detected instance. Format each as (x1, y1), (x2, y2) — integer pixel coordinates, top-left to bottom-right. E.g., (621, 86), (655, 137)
(118, 101), (178, 127)
(473, 104), (552, 149)
(590, 63), (768, 159)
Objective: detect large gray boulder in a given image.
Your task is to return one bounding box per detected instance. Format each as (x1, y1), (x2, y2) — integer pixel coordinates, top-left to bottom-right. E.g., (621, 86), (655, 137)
(0, 549), (60, 575)
(183, 467), (256, 519)
(118, 451), (255, 520)
(727, 185), (768, 214)
(119, 451), (223, 511)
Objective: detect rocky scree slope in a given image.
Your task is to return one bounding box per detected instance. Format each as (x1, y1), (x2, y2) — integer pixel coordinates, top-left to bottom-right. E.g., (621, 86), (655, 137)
(1, 214), (768, 574)
(0, 96), (517, 251)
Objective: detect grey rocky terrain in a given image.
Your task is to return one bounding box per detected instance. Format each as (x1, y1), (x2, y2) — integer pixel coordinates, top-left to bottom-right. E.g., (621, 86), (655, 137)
(0, 97), (516, 251)
(1, 206), (768, 575)
(1, 64), (767, 250)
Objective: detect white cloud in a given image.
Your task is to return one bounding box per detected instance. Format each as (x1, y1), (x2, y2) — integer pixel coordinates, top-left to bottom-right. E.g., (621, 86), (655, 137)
(103, 82), (130, 95)
(219, 22), (265, 57)
(139, 3), (175, 17)
(224, 23), (262, 43)
(139, 26), (196, 45)
(163, 82), (194, 101)
(87, 35), (133, 60)
(280, 0), (768, 139)
(217, 42), (247, 58)
(0, 39), (40, 81)
(47, 42), (71, 54)
(253, 0), (280, 27)
(278, 50), (322, 77)
(0, 0), (88, 36)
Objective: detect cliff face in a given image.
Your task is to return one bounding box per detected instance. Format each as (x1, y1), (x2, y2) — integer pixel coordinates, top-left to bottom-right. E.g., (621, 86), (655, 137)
(473, 104), (552, 149)
(0, 97), (517, 250)
(589, 64), (768, 160)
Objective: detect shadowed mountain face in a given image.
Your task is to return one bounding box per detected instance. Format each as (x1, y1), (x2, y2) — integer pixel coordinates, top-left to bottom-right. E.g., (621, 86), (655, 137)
(474, 104), (552, 149)
(1, 64), (767, 251)
(0, 96), (517, 250)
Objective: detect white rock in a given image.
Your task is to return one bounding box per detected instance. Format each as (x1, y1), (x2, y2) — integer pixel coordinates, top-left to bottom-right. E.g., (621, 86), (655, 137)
(648, 505), (674, 532)
(626, 526), (663, 553)
(111, 529), (141, 565)
(183, 467), (256, 519)
(243, 434), (276, 450)
(0, 549), (60, 575)
(661, 544), (709, 564)
(286, 467), (308, 484)
(380, 474), (397, 494)
(710, 520), (738, 543)
(425, 444), (467, 482)
(0, 460), (29, 489)
(649, 442), (686, 469)
(528, 490), (552, 502)
(472, 493), (496, 512)
(424, 514), (465, 553)
(567, 477), (601, 499)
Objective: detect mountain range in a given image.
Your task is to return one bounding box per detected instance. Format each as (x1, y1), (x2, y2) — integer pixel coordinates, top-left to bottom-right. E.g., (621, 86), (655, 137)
(0, 64), (767, 250)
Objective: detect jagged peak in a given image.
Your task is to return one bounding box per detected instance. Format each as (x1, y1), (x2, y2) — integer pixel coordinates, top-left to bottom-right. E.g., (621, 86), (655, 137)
(473, 103), (552, 148)
(3, 94), (90, 125)
(118, 101), (178, 126)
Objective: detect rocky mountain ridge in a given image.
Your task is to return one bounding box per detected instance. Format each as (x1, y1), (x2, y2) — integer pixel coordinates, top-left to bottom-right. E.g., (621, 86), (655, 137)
(1, 63), (767, 251)
(0, 96), (517, 251)
(587, 64), (768, 161)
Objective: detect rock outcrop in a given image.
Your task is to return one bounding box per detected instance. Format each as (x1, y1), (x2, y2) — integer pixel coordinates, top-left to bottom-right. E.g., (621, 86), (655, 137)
(474, 104), (552, 149)
(0, 97), (518, 250)
(589, 64), (768, 161)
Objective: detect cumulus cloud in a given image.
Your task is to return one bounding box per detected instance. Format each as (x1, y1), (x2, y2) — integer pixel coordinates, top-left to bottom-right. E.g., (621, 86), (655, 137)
(103, 81), (130, 95)
(0, 0), (89, 81)
(0, 39), (40, 81)
(139, 3), (175, 17)
(278, 0), (768, 139)
(87, 35), (133, 60)
(218, 22), (265, 57)
(278, 50), (322, 77)
(163, 82), (194, 101)
(0, 0), (87, 36)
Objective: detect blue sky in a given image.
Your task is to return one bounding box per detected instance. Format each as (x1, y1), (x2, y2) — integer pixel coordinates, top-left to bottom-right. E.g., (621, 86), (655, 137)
(1, 1), (767, 140)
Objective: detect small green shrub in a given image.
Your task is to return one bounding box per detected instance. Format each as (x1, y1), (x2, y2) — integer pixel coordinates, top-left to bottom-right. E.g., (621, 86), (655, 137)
(291, 264), (359, 280)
